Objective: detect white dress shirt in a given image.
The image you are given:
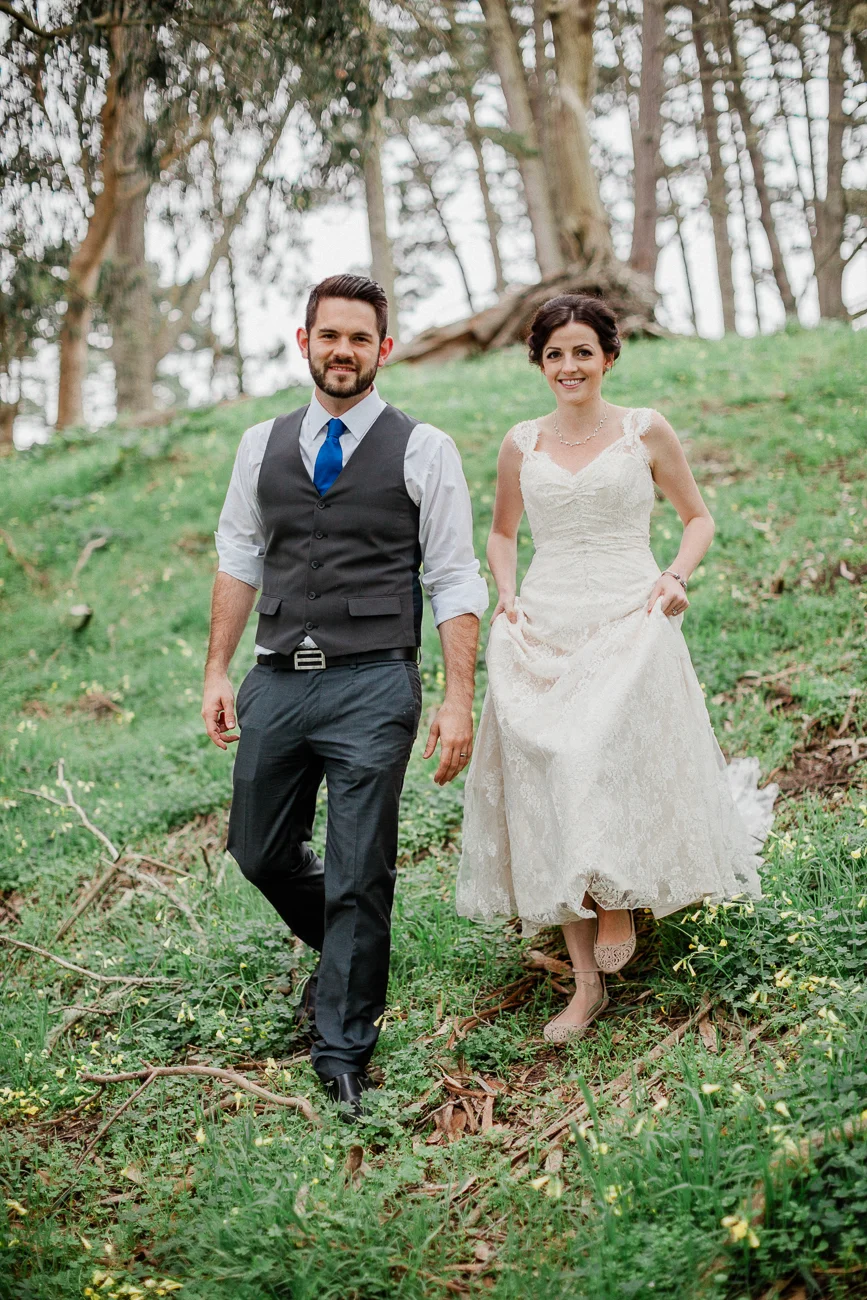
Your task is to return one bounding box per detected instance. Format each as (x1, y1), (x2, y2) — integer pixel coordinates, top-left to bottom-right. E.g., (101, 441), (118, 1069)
(215, 386), (489, 654)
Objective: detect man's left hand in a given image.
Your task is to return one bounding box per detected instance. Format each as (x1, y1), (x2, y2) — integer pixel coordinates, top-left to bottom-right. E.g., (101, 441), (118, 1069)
(424, 699), (474, 785)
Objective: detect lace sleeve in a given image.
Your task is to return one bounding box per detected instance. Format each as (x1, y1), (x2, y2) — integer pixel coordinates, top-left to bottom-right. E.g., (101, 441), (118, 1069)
(623, 408), (655, 459)
(510, 419), (541, 456)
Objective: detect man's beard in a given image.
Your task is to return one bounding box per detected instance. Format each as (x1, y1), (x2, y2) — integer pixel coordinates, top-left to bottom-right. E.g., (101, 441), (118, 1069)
(308, 354), (379, 399)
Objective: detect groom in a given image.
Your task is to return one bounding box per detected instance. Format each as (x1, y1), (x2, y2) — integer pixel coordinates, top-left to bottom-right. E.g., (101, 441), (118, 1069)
(202, 274), (487, 1116)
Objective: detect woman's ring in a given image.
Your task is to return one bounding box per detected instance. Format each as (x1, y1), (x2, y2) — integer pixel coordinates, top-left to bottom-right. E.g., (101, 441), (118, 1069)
(460, 752), (468, 757)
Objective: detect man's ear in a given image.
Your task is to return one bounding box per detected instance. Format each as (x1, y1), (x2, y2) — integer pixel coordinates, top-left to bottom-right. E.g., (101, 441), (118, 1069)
(378, 335), (394, 367)
(297, 326), (309, 359)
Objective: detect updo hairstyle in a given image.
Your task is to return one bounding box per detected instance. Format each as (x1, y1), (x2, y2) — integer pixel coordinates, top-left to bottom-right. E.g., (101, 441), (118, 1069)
(527, 294), (622, 368)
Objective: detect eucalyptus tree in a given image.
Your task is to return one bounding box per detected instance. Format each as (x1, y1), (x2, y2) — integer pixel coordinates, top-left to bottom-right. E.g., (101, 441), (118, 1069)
(0, 0), (380, 429)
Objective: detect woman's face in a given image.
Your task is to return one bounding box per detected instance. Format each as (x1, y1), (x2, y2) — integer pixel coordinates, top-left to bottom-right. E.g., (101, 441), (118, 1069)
(540, 320), (609, 406)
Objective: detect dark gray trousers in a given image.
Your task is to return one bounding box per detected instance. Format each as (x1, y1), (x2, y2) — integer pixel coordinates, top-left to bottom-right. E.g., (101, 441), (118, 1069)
(226, 660), (422, 1080)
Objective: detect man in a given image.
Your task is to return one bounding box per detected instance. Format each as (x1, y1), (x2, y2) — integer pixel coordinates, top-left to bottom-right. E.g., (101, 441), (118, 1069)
(202, 274), (487, 1117)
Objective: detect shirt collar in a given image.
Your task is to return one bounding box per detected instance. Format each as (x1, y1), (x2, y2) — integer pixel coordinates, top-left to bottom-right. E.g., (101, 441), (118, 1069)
(308, 385), (386, 440)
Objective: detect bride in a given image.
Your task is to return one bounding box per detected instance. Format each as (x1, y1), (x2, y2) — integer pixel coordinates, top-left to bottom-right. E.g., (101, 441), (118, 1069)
(456, 294), (770, 1043)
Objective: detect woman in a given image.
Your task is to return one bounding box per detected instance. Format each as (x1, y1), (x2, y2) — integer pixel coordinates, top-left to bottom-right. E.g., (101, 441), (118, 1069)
(456, 295), (771, 1043)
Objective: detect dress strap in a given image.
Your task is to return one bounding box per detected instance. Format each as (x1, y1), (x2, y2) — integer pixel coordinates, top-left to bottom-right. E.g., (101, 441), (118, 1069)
(623, 408), (655, 455)
(510, 419), (541, 456)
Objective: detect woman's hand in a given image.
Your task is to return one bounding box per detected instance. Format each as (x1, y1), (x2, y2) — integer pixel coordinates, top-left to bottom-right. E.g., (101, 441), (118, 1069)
(646, 573), (689, 618)
(492, 593), (518, 623)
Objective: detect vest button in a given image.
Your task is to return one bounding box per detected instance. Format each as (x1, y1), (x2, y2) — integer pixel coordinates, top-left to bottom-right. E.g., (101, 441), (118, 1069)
(316, 501), (326, 510)
(308, 592), (317, 599)
(314, 531), (326, 539)
(310, 560), (321, 569)
(305, 621), (315, 631)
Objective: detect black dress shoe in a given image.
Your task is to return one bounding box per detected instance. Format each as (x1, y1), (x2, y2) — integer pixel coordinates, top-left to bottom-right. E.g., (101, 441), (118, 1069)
(322, 1071), (374, 1121)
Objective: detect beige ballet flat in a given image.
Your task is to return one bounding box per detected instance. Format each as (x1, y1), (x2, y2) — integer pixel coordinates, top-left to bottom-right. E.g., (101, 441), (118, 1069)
(543, 971), (609, 1043)
(594, 909), (636, 973)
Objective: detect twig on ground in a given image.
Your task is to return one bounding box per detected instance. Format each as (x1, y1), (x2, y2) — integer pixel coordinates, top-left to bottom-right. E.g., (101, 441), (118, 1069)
(0, 935), (177, 985)
(79, 1064), (320, 1124)
(51, 1073), (159, 1210)
(0, 526), (49, 588)
(132, 853), (190, 878)
(54, 858), (124, 941)
(21, 759), (121, 861)
(71, 536), (107, 584)
(45, 985), (130, 1052)
(120, 864), (203, 934)
(213, 856), (230, 889)
(507, 997), (714, 1164)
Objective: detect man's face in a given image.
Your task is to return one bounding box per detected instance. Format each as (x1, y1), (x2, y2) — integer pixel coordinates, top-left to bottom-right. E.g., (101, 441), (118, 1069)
(297, 298), (393, 400)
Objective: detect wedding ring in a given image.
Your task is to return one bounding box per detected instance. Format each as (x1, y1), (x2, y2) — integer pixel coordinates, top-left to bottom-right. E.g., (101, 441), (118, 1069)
(459, 752), (468, 757)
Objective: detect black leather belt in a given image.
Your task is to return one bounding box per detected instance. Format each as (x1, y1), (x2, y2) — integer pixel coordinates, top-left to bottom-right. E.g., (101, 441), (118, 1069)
(257, 647), (418, 672)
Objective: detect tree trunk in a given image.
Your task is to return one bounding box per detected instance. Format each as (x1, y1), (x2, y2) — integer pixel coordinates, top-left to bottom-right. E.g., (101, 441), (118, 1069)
(814, 16), (847, 319)
(56, 34), (123, 429)
(547, 0), (614, 266)
(549, 0), (598, 106)
(630, 0), (664, 277)
(716, 0), (797, 317)
(663, 175), (698, 331)
(480, 0), (564, 276)
(111, 183), (156, 416)
(362, 100), (400, 340)
(691, 5), (737, 333)
(0, 401), (18, 450)
(227, 242), (245, 396)
(466, 97), (507, 295)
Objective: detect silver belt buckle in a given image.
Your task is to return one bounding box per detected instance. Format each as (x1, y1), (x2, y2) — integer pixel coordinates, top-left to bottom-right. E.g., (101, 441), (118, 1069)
(293, 647), (326, 671)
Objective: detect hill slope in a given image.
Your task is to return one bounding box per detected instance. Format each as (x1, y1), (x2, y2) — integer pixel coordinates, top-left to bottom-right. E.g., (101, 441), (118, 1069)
(1, 326), (866, 1299)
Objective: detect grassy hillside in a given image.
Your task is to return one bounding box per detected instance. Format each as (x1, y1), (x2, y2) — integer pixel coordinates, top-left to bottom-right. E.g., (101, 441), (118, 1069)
(1, 325), (866, 1299)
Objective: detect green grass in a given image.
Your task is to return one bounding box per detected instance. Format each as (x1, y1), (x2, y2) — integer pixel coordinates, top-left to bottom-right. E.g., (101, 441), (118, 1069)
(1, 324), (866, 1299)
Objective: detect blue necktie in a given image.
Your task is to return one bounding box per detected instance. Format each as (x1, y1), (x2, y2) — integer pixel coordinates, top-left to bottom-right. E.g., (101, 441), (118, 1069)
(313, 417), (346, 496)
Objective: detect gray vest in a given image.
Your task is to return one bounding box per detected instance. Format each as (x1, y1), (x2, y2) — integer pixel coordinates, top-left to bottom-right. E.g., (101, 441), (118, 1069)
(254, 403), (423, 656)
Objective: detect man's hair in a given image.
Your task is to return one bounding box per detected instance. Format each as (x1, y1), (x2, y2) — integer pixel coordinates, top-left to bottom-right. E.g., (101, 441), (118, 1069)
(305, 274), (389, 343)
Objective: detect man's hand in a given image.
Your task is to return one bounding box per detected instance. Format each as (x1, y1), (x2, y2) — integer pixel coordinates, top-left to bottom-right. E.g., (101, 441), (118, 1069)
(424, 698), (474, 785)
(202, 672), (239, 750)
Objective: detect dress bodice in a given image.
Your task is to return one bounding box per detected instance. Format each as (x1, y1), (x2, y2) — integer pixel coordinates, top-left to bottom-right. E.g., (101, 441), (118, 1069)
(512, 408), (656, 556)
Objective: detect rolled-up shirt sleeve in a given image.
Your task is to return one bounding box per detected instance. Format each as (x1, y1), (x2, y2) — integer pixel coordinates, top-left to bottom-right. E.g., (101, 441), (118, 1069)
(407, 425), (489, 627)
(214, 418), (273, 590)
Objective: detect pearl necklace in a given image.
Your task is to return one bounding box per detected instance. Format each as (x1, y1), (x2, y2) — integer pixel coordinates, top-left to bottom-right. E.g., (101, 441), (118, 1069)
(553, 401), (609, 447)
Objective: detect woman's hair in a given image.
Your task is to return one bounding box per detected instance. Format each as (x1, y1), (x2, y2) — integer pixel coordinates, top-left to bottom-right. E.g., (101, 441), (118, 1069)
(526, 294), (622, 367)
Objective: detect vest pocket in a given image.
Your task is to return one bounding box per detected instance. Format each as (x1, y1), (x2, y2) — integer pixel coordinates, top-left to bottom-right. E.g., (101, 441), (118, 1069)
(255, 594), (282, 616)
(347, 596), (402, 617)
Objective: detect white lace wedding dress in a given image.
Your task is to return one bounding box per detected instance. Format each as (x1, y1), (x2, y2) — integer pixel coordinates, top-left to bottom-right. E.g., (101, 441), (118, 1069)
(456, 409), (775, 938)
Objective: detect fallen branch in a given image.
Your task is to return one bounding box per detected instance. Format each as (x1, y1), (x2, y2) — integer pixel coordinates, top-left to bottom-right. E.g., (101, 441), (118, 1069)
(0, 935), (177, 985)
(80, 1065), (320, 1124)
(0, 526), (49, 588)
(54, 858), (124, 942)
(507, 997), (714, 1163)
(132, 853), (190, 878)
(51, 1072), (159, 1210)
(21, 759), (121, 861)
(71, 535), (107, 584)
(45, 985), (129, 1052)
(120, 864), (203, 935)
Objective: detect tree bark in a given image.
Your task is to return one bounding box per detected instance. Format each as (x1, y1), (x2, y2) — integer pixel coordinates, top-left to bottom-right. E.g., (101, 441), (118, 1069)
(630, 0), (664, 277)
(691, 5), (737, 333)
(362, 99), (400, 340)
(716, 0), (797, 317)
(466, 96), (507, 295)
(480, 0), (564, 275)
(110, 182), (155, 416)
(56, 49), (121, 429)
(0, 401), (18, 450)
(547, 0), (614, 265)
(814, 13), (847, 319)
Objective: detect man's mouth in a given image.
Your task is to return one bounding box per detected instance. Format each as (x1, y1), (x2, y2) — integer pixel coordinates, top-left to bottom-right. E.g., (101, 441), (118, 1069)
(328, 364), (357, 375)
